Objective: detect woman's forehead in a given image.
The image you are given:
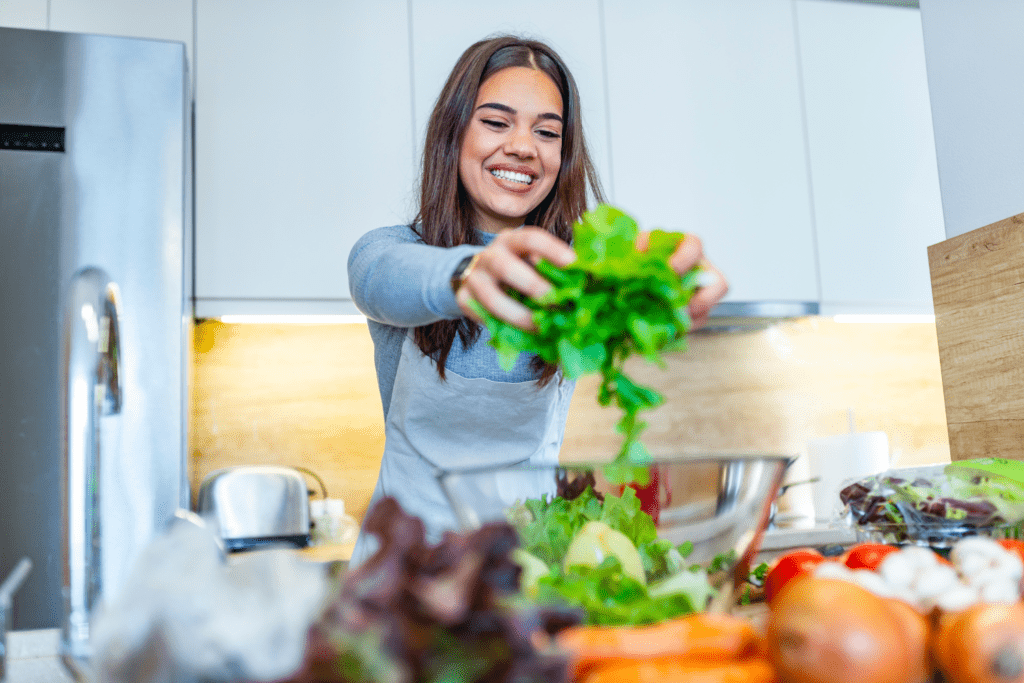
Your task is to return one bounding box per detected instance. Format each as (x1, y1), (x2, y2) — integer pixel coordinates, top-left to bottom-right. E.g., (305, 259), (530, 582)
(475, 67), (563, 115)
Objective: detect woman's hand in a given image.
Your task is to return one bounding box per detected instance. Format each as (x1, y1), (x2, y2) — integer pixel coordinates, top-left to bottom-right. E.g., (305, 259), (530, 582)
(639, 231), (729, 331)
(671, 234), (729, 331)
(455, 227), (575, 331)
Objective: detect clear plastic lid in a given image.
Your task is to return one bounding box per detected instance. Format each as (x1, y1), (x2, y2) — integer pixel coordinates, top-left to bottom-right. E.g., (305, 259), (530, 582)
(838, 458), (1024, 547)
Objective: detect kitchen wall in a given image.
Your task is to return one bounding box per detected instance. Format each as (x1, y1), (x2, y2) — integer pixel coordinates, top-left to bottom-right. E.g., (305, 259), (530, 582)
(190, 317), (950, 523)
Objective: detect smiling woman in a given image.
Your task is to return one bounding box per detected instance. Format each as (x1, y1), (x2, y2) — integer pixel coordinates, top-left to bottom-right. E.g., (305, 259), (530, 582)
(458, 66), (564, 233)
(344, 35), (729, 568)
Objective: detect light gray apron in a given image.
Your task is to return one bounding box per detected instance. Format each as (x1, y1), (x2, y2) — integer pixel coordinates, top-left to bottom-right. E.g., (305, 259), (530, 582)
(349, 334), (574, 567)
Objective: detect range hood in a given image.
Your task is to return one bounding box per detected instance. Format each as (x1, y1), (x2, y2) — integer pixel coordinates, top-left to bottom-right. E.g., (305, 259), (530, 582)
(702, 301), (820, 332)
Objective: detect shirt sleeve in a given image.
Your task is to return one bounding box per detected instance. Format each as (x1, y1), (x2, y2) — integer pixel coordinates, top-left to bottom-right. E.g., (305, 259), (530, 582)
(347, 225), (483, 327)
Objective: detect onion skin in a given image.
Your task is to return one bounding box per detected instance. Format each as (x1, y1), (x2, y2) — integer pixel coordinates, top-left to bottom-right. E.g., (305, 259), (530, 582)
(933, 602), (1024, 683)
(764, 575), (928, 683)
(884, 597), (932, 683)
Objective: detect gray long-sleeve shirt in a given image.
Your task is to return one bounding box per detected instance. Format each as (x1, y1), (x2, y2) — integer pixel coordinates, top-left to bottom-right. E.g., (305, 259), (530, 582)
(347, 224), (563, 420)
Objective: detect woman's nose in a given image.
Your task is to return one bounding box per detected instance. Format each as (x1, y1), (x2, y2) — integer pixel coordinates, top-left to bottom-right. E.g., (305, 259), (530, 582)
(503, 126), (535, 158)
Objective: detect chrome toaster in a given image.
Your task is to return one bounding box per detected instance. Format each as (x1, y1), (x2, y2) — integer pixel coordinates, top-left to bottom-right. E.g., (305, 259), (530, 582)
(196, 465), (311, 552)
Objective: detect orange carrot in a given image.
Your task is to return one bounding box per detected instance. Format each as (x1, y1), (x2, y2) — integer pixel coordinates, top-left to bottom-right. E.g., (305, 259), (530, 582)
(556, 612), (760, 679)
(582, 655), (777, 683)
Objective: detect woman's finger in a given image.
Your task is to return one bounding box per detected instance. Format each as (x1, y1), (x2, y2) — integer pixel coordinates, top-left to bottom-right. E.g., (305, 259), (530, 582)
(688, 260), (729, 331)
(457, 267), (536, 330)
(668, 234), (704, 275)
(506, 226), (576, 268)
(484, 251), (554, 300)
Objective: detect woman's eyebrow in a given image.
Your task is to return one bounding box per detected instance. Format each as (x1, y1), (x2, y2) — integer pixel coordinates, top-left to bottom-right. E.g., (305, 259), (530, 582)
(476, 102), (564, 123)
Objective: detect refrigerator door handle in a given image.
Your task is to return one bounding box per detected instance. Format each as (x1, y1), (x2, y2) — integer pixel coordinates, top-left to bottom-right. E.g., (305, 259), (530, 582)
(60, 266), (123, 681)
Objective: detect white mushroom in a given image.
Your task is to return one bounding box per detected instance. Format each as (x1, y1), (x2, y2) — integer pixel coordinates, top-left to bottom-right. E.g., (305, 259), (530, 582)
(950, 536), (1024, 606)
(877, 545), (941, 591)
(932, 584), (979, 613)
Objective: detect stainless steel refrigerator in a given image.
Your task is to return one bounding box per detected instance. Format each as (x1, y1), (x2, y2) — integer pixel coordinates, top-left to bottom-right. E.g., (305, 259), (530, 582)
(0, 24), (191, 647)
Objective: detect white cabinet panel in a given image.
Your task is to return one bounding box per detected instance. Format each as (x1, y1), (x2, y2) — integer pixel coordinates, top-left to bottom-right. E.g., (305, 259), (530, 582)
(796, 0), (945, 314)
(0, 0), (47, 30)
(603, 0), (818, 305)
(50, 0), (193, 58)
(195, 0), (414, 314)
(920, 2), (1024, 239)
(410, 0), (610, 193)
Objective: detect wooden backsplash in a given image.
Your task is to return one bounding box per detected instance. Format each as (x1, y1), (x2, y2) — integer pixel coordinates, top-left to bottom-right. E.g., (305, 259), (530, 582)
(929, 212), (1024, 461)
(190, 317), (950, 523)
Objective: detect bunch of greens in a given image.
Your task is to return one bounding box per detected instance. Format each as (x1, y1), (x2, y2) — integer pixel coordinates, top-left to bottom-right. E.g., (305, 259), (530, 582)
(471, 205), (700, 480)
(509, 486), (717, 626)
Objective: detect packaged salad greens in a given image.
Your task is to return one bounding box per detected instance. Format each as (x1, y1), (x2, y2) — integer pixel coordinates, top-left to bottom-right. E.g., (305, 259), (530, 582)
(839, 458), (1024, 547)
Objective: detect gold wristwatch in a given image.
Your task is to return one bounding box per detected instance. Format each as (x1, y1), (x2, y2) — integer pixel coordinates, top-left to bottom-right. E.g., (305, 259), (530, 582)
(450, 252), (481, 294)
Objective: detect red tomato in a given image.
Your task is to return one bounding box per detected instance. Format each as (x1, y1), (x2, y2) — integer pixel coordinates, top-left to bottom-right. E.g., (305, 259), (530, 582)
(764, 549), (826, 604)
(998, 538), (1024, 563)
(619, 466), (671, 525)
(842, 543), (900, 571)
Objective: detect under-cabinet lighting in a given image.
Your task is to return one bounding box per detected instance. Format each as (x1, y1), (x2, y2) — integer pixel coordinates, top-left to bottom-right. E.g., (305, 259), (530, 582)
(833, 314), (935, 324)
(217, 314), (367, 324)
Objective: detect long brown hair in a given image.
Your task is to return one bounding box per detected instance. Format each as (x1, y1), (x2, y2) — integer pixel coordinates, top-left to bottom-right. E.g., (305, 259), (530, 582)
(412, 35), (605, 382)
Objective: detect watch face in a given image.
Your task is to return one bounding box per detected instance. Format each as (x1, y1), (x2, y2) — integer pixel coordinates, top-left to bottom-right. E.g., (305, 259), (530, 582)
(452, 254), (475, 292)
(455, 255), (473, 277)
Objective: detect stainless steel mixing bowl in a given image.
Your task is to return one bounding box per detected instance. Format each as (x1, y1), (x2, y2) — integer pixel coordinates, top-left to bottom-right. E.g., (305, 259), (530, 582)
(437, 453), (791, 607)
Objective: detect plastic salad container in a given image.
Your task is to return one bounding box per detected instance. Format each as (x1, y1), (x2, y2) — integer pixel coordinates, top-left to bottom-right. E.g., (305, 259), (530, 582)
(839, 458), (1024, 548)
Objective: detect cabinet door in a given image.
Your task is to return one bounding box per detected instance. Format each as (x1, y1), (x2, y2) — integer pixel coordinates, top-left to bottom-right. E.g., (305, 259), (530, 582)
(603, 0), (818, 305)
(0, 0), (47, 30)
(49, 0), (193, 57)
(195, 0), (414, 316)
(796, 0), (945, 315)
(410, 0), (610, 191)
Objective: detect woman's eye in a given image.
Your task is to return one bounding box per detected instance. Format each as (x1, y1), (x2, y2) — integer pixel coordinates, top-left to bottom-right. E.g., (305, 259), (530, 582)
(537, 129), (562, 140)
(481, 119), (508, 129)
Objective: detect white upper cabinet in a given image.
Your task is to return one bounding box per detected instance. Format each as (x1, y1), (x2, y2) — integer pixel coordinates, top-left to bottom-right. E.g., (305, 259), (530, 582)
(409, 0), (610, 191)
(175, 0), (943, 317)
(0, 0), (47, 30)
(194, 0), (414, 316)
(602, 0), (818, 306)
(49, 0), (193, 58)
(796, 0), (945, 315)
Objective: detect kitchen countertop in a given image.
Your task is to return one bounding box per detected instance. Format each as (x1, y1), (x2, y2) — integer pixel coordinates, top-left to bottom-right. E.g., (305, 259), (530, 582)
(290, 528), (856, 568)
(4, 629), (73, 683)
(756, 522), (858, 563)
(762, 522), (857, 550)
(296, 541), (355, 565)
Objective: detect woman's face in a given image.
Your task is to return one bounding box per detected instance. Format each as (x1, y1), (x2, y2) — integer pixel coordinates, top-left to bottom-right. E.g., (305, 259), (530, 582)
(458, 66), (564, 233)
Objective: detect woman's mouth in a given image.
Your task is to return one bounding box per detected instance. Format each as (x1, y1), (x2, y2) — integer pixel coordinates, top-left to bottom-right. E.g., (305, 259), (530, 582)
(489, 168), (534, 186)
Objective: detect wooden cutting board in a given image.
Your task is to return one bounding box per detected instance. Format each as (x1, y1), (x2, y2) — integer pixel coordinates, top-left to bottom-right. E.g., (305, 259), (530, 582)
(928, 212), (1024, 461)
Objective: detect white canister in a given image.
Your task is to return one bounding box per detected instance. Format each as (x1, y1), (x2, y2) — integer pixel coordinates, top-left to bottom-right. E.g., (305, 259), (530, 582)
(807, 431), (890, 522)
(310, 498), (359, 545)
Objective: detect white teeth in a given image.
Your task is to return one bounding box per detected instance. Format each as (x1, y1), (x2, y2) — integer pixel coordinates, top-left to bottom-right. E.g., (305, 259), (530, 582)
(490, 169), (533, 185)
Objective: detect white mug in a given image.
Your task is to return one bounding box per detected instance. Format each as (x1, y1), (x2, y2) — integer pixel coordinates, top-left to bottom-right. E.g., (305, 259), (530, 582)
(807, 431), (890, 522)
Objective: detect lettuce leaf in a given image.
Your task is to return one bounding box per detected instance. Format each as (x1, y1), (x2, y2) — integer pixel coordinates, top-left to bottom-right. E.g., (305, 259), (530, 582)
(533, 558), (699, 626)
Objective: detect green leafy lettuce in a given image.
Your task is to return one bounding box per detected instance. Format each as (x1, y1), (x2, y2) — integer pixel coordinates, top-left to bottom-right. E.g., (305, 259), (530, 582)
(471, 205), (701, 479)
(510, 486), (714, 626)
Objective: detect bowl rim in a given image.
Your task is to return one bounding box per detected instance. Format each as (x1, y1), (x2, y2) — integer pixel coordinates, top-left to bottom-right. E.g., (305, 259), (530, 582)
(434, 452), (795, 481)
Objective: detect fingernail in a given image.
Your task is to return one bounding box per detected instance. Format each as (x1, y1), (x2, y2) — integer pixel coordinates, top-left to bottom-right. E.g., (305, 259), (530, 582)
(696, 271), (719, 289)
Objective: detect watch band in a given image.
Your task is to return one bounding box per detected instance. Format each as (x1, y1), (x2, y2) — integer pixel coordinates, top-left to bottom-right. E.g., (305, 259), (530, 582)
(451, 252), (482, 294)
